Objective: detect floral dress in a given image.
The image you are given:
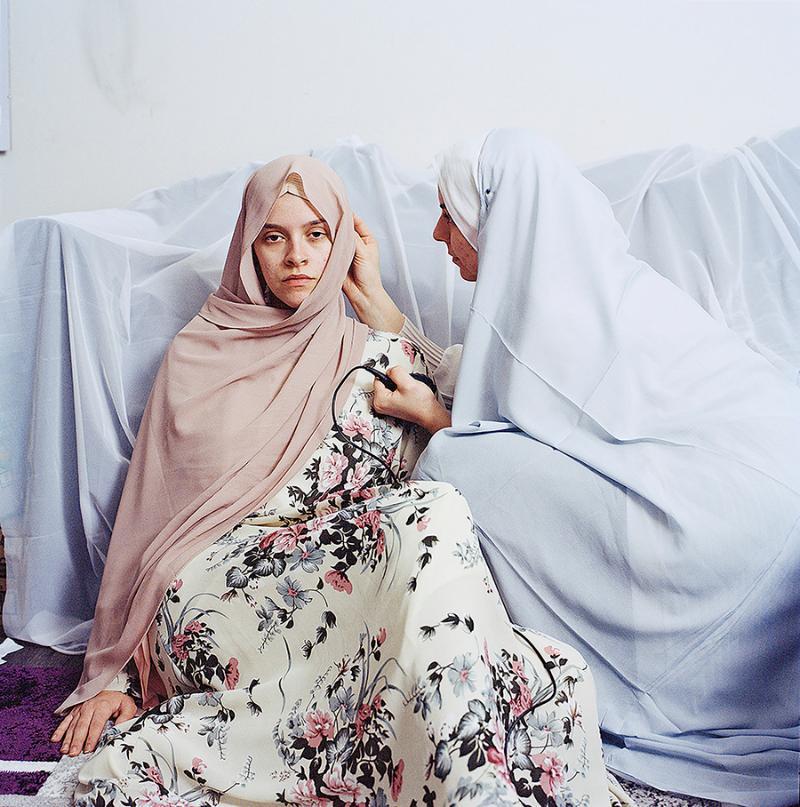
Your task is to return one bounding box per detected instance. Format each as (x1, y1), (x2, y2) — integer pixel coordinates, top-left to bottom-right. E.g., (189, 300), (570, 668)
(73, 329), (633, 807)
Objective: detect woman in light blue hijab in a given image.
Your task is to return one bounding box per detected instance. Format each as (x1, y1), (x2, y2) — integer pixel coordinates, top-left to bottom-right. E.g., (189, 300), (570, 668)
(345, 128), (800, 807)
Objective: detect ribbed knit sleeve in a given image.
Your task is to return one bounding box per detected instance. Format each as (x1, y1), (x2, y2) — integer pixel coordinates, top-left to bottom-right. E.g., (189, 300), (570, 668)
(399, 317), (446, 374)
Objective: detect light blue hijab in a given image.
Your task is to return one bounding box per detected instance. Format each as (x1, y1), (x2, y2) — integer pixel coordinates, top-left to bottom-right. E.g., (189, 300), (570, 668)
(420, 127), (800, 806)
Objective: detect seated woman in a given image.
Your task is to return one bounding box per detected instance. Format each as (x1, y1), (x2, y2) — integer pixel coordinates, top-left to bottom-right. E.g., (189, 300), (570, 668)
(50, 155), (632, 806)
(351, 129), (800, 807)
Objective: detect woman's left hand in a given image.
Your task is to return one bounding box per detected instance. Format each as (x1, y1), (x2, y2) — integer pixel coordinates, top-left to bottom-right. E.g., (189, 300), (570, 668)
(373, 366), (451, 434)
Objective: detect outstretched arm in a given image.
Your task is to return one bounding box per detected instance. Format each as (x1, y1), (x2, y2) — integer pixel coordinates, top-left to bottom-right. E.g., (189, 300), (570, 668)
(51, 689), (138, 757)
(51, 661), (142, 757)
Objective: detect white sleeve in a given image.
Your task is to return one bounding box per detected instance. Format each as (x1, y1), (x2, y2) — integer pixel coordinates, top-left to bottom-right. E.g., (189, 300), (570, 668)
(399, 316), (462, 410)
(431, 344), (463, 410)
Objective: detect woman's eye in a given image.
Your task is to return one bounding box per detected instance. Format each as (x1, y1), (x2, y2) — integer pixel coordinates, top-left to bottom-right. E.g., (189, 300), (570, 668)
(263, 233), (282, 242)
(309, 230), (328, 240)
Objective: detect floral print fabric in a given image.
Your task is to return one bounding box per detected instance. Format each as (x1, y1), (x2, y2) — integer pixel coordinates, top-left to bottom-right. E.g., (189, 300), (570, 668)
(74, 330), (630, 807)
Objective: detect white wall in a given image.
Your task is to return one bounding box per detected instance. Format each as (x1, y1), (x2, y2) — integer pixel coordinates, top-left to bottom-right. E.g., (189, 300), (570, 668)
(1, 0), (799, 228)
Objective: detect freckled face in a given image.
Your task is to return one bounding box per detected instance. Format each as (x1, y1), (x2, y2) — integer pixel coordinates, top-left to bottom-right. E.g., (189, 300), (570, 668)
(432, 190), (479, 282)
(252, 193), (333, 309)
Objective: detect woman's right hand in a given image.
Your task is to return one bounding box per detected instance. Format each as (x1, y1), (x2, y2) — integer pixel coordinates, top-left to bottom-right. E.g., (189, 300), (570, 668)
(50, 691), (138, 757)
(344, 214), (404, 332)
(373, 366), (452, 434)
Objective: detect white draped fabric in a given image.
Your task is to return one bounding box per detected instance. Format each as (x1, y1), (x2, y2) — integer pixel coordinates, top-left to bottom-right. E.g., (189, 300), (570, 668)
(1, 130), (798, 801)
(582, 136), (800, 386)
(414, 128), (800, 806)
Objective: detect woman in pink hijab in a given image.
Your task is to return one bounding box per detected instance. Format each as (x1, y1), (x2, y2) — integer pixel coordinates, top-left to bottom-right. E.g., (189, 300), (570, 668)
(51, 155), (630, 807)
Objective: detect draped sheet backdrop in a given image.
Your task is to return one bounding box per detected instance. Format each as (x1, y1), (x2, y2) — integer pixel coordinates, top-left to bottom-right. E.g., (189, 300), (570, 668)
(0, 129), (798, 652)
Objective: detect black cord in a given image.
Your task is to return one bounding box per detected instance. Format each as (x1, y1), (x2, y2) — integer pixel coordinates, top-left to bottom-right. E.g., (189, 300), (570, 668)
(333, 364), (554, 791)
(503, 626), (559, 790)
(330, 365), (402, 486)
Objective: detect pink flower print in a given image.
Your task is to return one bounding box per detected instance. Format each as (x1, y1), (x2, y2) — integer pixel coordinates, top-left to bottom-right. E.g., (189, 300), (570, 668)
(224, 657), (239, 689)
(486, 729), (513, 785)
(416, 515), (430, 532)
(304, 709), (336, 748)
(170, 633), (190, 661)
(376, 530), (385, 556)
(354, 509), (381, 533)
(487, 746), (504, 765)
(171, 578), (183, 592)
(137, 789), (191, 807)
(184, 620), (202, 634)
(510, 684), (533, 717)
(376, 627), (387, 646)
(400, 339), (417, 361)
(273, 524), (305, 553)
(191, 756), (206, 774)
(372, 694), (383, 712)
(533, 753), (565, 797)
(320, 769), (368, 803)
(324, 569), (353, 595)
(146, 765), (164, 786)
(344, 461), (370, 493)
(354, 702), (372, 739)
(341, 413), (373, 440)
(447, 653), (477, 696)
(543, 645), (561, 658)
(289, 778), (333, 807)
(259, 530), (277, 550)
(356, 486), (377, 500)
(314, 501), (338, 517)
(391, 758), (405, 801)
(320, 454), (348, 491)
(307, 516), (328, 535)
(511, 658), (528, 681)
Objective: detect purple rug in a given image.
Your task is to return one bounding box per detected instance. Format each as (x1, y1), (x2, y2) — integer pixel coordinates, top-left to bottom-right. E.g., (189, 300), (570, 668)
(0, 769), (48, 795)
(0, 665), (81, 796)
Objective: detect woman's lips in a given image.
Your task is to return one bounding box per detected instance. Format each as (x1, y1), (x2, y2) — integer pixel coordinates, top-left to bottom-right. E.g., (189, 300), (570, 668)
(284, 276), (314, 287)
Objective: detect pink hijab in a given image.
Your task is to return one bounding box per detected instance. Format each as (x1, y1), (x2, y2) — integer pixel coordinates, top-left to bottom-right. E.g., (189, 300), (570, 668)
(55, 156), (368, 715)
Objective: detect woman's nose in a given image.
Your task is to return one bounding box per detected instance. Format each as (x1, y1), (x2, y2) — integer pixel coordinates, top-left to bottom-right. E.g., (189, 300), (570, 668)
(285, 240), (309, 266)
(432, 217), (447, 244)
